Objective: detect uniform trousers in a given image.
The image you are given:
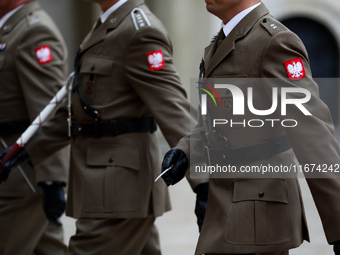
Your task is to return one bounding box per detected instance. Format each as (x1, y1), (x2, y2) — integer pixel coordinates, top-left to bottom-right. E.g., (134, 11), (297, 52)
(0, 194), (67, 255)
(68, 216), (161, 255)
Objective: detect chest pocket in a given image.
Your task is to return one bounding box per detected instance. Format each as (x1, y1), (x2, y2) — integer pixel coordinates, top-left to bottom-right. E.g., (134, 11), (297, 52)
(79, 56), (114, 105)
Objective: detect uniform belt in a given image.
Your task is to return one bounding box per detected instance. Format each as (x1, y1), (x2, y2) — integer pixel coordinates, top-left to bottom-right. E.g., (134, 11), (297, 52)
(0, 120), (30, 136)
(206, 135), (291, 165)
(71, 117), (157, 137)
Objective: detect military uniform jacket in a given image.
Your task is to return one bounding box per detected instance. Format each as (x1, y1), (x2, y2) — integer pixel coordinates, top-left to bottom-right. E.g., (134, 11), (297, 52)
(26, 0), (206, 219)
(176, 3), (340, 254)
(0, 1), (69, 197)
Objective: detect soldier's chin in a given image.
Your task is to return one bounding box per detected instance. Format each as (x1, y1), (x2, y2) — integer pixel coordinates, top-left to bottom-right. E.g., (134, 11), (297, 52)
(83, 0), (98, 3)
(205, 2), (218, 16)
(205, 4), (214, 14)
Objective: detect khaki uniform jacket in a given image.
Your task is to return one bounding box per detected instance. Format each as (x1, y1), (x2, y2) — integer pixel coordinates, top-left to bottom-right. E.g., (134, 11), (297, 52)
(26, 0), (206, 219)
(0, 1), (69, 197)
(176, 3), (340, 254)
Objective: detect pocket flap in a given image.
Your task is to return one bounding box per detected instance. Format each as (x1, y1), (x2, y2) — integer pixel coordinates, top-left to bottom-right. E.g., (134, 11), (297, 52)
(80, 56), (113, 75)
(233, 179), (288, 203)
(86, 144), (139, 170)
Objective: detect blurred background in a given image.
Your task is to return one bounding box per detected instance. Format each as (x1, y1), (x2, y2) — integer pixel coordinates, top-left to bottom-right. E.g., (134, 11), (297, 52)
(36, 0), (340, 254)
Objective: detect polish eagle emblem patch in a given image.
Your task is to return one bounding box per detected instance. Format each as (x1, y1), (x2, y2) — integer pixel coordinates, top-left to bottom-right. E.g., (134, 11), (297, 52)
(35, 45), (52, 65)
(146, 50), (165, 71)
(284, 57), (306, 80)
(0, 43), (6, 51)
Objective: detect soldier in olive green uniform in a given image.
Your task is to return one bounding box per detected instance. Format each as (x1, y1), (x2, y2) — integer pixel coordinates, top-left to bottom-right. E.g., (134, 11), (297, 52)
(161, 1), (340, 255)
(0, 0), (208, 254)
(0, 0), (69, 254)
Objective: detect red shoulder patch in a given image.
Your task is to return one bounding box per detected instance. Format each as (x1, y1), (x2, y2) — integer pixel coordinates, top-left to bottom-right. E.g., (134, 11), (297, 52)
(146, 50), (165, 71)
(35, 45), (53, 65)
(284, 57), (306, 80)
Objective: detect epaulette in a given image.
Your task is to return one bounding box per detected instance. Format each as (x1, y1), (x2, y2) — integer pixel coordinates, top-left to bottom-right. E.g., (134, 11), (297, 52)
(131, 8), (151, 31)
(261, 17), (287, 36)
(26, 13), (41, 26)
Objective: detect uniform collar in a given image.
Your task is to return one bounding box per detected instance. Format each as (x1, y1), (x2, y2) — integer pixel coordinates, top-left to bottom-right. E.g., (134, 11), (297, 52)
(204, 3), (270, 77)
(80, 0), (144, 53)
(100, 0), (128, 23)
(103, 0), (144, 30)
(0, 1), (40, 34)
(0, 4), (25, 29)
(222, 2), (261, 38)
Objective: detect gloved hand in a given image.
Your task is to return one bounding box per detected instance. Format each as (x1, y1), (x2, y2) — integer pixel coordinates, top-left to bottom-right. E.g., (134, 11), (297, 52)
(334, 240), (340, 255)
(0, 147), (30, 184)
(39, 182), (66, 226)
(161, 148), (188, 186)
(194, 182), (209, 232)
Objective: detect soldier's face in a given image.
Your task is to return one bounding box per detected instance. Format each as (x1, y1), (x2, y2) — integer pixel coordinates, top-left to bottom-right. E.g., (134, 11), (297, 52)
(0, 0), (13, 8)
(83, 0), (120, 12)
(83, 0), (120, 5)
(0, 0), (30, 17)
(205, 0), (260, 23)
(205, 0), (238, 18)
(0, 0), (30, 7)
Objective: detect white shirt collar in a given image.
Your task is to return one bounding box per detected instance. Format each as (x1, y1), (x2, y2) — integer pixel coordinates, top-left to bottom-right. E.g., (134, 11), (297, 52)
(222, 2), (261, 38)
(0, 4), (25, 29)
(100, 0), (128, 23)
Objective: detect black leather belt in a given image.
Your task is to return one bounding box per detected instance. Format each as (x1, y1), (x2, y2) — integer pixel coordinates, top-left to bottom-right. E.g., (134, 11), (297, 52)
(0, 120), (30, 136)
(71, 117), (157, 137)
(205, 135), (291, 165)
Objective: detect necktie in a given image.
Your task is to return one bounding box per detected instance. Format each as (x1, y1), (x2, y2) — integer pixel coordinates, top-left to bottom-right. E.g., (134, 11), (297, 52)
(93, 18), (102, 31)
(216, 28), (226, 49)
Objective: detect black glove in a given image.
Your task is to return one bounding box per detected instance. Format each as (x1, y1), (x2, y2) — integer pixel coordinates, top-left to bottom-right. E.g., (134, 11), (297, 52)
(161, 148), (188, 186)
(194, 182), (209, 232)
(39, 182), (66, 226)
(334, 240), (340, 255)
(0, 147), (30, 184)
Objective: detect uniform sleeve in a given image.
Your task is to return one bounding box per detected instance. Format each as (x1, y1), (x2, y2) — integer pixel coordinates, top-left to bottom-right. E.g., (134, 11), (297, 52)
(15, 23), (69, 183)
(124, 25), (208, 188)
(25, 98), (70, 181)
(261, 30), (340, 244)
(15, 23), (67, 119)
(176, 105), (207, 170)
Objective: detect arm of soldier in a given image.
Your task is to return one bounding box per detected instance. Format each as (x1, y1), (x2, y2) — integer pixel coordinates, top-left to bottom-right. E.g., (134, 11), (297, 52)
(24, 97), (70, 170)
(176, 106), (209, 190)
(124, 25), (208, 231)
(260, 30), (340, 245)
(24, 100), (69, 226)
(161, 117), (208, 232)
(0, 97), (70, 179)
(161, 123), (206, 186)
(124, 25), (208, 185)
(15, 22), (68, 119)
(14, 22), (69, 184)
